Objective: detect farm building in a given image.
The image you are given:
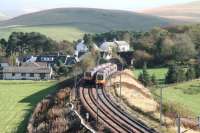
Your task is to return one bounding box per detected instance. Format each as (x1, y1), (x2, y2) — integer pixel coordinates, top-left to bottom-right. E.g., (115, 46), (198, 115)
(2, 62), (53, 80)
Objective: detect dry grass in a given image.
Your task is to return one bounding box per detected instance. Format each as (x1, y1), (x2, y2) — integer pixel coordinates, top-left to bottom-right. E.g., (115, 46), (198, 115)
(109, 69), (200, 133)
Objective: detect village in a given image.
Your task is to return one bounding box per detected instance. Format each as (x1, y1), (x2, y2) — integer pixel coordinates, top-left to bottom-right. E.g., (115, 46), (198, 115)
(0, 39), (132, 80)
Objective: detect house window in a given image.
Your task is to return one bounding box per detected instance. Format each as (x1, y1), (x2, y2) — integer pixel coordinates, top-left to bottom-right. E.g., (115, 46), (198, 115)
(40, 73), (45, 79)
(21, 73), (26, 76)
(12, 73), (15, 77)
(30, 73), (34, 77)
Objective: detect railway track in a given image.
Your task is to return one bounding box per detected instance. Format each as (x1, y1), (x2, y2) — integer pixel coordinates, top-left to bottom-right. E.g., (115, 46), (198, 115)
(99, 87), (157, 133)
(80, 86), (158, 133)
(80, 87), (124, 132)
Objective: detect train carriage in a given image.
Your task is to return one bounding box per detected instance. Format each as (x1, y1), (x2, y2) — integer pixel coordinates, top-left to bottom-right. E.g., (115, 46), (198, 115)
(96, 64), (118, 86)
(84, 63), (112, 83)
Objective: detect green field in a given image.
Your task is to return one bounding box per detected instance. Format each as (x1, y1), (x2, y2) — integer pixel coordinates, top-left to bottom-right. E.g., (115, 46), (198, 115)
(133, 68), (168, 84)
(155, 80), (200, 116)
(0, 25), (85, 42)
(0, 80), (58, 133)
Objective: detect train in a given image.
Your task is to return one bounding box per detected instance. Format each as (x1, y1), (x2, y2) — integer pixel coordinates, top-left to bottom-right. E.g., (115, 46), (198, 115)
(84, 63), (118, 86)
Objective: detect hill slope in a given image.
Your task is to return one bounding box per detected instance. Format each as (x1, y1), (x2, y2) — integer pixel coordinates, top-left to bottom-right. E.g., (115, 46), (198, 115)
(141, 1), (200, 23)
(0, 8), (173, 32)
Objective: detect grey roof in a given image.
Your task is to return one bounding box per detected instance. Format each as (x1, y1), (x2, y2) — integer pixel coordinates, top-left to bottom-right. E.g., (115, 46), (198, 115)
(3, 66), (51, 73)
(22, 62), (48, 67)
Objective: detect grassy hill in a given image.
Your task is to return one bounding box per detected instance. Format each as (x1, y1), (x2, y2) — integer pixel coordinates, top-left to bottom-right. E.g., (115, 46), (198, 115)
(0, 25), (85, 42)
(141, 1), (200, 23)
(0, 8), (174, 41)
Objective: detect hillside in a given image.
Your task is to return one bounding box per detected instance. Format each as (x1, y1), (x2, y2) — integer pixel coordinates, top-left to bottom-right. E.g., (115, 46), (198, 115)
(0, 8), (174, 33)
(141, 1), (200, 23)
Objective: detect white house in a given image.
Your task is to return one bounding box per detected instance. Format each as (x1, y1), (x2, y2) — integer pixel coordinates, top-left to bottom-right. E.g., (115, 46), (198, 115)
(25, 56), (37, 63)
(100, 40), (130, 52)
(115, 41), (130, 52)
(100, 41), (116, 52)
(76, 40), (88, 53)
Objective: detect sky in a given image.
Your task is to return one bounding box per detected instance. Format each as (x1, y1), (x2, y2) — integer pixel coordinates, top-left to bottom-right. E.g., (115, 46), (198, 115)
(0, 0), (197, 17)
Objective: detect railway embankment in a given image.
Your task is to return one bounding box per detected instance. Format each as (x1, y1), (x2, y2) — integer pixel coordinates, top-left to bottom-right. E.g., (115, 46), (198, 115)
(107, 69), (199, 133)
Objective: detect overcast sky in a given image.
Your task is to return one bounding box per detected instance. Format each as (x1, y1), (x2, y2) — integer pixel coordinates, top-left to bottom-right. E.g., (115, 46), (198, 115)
(0, 0), (196, 17)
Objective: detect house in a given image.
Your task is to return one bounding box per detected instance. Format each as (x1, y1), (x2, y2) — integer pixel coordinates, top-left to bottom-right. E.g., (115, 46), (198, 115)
(100, 40), (130, 52)
(76, 40), (88, 53)
(75, 40), (88, 58)
(25, 56), (37, 63)
(115, 41), (130, 52)
(2, 62), (53, 80)
(65, 56), (79, 66)
(0, 63), (9, 68)
(100, 41), (116, 52)
(100, 52), (112, 60)
(0, 57), (10, 68)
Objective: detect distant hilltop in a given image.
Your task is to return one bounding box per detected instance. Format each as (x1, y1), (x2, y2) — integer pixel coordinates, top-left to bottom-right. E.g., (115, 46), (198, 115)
(140, 1), (200, 23)
(0, 8), (176, 32)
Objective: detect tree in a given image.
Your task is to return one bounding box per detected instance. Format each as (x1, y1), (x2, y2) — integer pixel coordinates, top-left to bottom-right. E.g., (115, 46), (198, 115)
(3, 32), (58, 56)
(172, 34), (197, 63)
(165, 65), (186, 84)
(186, 65), (196, 81)
(83, 34), (93, 50)
(0, 38), (7, 56)
(133, 50), (153, 68)
(195, 64), (200, 78)
(58, 40), (74, 55)
(138, 63), (151, 86)
(165, 65), (178, 84)
(151, 74), (157, 85)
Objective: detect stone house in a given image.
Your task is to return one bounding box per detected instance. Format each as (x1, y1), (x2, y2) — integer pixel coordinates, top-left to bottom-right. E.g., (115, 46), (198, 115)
(2, 62), (53, 80)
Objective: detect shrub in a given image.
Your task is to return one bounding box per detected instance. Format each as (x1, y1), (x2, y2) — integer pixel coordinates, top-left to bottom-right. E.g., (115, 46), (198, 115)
(138, 63), (152, 86)
(186, 65), (196, 81)
(165, 65), (186, 84)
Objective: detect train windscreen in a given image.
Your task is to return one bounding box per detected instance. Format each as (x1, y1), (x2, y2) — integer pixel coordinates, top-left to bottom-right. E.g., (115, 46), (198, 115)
(97, 74), (104, 80)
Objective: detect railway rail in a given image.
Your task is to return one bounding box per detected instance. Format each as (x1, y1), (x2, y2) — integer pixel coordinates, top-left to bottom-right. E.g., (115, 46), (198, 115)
(79, 86), (158, 133)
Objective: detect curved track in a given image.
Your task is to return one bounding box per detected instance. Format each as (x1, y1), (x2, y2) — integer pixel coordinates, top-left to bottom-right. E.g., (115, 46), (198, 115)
(79, 78), (158, 133)
(99, 87), (157, 133)
(80, 87), (124, 132)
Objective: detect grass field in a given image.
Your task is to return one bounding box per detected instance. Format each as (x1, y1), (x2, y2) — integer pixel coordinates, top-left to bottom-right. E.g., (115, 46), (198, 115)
(0, 25), (85, 42)
(0, 80), (58, 133)
(133, 68), (168, 84)
(133, 68), (200, 116)
(155, 80), (200, 116)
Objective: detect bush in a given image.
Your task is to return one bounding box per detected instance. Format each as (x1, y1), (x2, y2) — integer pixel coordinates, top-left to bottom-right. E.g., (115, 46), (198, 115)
(186, 65), (196, 81)
(165, 65), (186, 84)
(138, 63), (152, 86)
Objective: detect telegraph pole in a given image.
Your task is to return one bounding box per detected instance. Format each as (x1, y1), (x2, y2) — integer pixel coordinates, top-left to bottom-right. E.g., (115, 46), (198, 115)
(160, 87), (163, 132)
(176, 114), (181, 133)
(96, 59), (100, 128)
(120, 64), (122, 102)
(74, 67), (77, 101)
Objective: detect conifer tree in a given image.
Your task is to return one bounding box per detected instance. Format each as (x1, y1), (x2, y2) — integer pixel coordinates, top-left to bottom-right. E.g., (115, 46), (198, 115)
(186, 65), (196, 81)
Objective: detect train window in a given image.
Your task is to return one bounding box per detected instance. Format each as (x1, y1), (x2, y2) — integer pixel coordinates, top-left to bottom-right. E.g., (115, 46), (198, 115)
(97, 74), (104, 80)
